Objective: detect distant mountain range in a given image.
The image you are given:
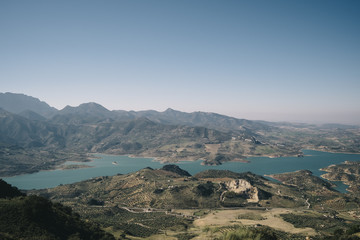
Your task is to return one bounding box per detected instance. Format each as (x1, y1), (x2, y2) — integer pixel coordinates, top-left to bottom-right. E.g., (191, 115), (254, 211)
(1, 92), (359, 177)
(0, 92), (57, 118)
(0, 92), (271, 132)
(2, 92), (359, 240)
(0, 93), (253, 176)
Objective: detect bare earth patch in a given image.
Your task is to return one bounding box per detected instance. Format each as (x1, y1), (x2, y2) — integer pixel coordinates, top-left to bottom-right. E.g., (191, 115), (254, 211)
(205, 144), (221, 155)
(193, 208), (317, 236)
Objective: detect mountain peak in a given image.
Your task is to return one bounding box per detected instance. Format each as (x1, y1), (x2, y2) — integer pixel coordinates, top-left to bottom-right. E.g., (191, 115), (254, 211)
(0, 92), (57, 118)
(60, 102), (110, 114)
(165, 107), (184, 113)
(79, 102), (106, 108)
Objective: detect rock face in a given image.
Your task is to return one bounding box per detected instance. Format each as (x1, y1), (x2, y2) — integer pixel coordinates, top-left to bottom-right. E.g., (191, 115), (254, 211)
(225, 179), (252, 193)
(222, 179), (259, 203)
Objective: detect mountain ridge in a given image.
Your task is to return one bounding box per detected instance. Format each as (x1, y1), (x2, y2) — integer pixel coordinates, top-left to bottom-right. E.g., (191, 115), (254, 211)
(3, 92), (359, 129)
(1, 92), (359, 178)
(0, 92), (58, 118)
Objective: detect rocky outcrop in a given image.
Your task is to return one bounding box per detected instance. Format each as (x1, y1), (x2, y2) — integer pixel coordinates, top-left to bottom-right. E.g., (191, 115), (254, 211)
(220, 179), (259, 203)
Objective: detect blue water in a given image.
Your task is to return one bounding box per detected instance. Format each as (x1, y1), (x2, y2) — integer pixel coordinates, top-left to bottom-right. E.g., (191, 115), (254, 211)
(3, 150), (360, 191)
(3, 155), (163, 190)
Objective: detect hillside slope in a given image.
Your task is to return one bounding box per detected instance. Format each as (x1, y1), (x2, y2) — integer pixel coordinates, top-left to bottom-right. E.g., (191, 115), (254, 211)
(0, 179), (114, 240)
(32, 166), (360, 239)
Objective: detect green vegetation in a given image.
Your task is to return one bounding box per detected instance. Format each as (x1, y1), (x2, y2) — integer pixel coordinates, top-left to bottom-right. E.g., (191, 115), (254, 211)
(0, 179), (25, 198)
(237, 213), (266, 221)
(174, 232), (198, 240)
(60, 164), (92, 170)
(281, 212), (347, 233)
(78, 206), (192, 238)
(269, 170), (336, 192)
(0, 180), (114, 240)
(321, 161), (360, 196)
(281, 212), (360, 238)
(206, 225), (307, 240)
(194, 169), (244, 179)
(221, 228), (263, 240)
(160, 164), (191, 176)
(193, 209), (210, 217)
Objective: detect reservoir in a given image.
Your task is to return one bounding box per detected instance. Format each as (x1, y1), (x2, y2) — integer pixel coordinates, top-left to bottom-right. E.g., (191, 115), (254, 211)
(3, 150), (360, 191)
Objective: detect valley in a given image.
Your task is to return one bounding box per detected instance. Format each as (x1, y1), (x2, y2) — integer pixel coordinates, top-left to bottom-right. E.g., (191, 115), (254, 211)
(1, 92), (360, 239)
(1, 93), (359, 177)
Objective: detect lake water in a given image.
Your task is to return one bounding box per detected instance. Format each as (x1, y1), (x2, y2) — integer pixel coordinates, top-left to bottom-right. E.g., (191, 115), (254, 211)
(3, 150), (360, 192)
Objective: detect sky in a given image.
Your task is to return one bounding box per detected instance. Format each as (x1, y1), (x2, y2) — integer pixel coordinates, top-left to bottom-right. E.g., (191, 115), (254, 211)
(1, 0), (360, 124)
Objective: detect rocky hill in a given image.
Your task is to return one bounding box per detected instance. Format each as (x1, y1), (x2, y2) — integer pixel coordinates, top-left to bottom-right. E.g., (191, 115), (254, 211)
(31, 166), (360, 239)
(34, 166), (297, 209)
(321, 161), (360, 195)
(34, 165), (351, 216)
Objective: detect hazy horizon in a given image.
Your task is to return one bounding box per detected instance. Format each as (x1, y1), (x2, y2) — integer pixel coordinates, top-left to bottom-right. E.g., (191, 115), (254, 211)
(1, 1), (360, 124)
(1, 91), (358, 126)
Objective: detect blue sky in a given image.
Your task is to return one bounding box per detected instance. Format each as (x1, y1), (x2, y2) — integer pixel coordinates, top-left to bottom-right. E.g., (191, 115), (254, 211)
(1, 0), (359, 124)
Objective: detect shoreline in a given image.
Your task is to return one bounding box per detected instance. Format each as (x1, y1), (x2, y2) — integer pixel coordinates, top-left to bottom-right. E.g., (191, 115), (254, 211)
(302, 147), (360, 155)
(3, 149), (360, 178)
